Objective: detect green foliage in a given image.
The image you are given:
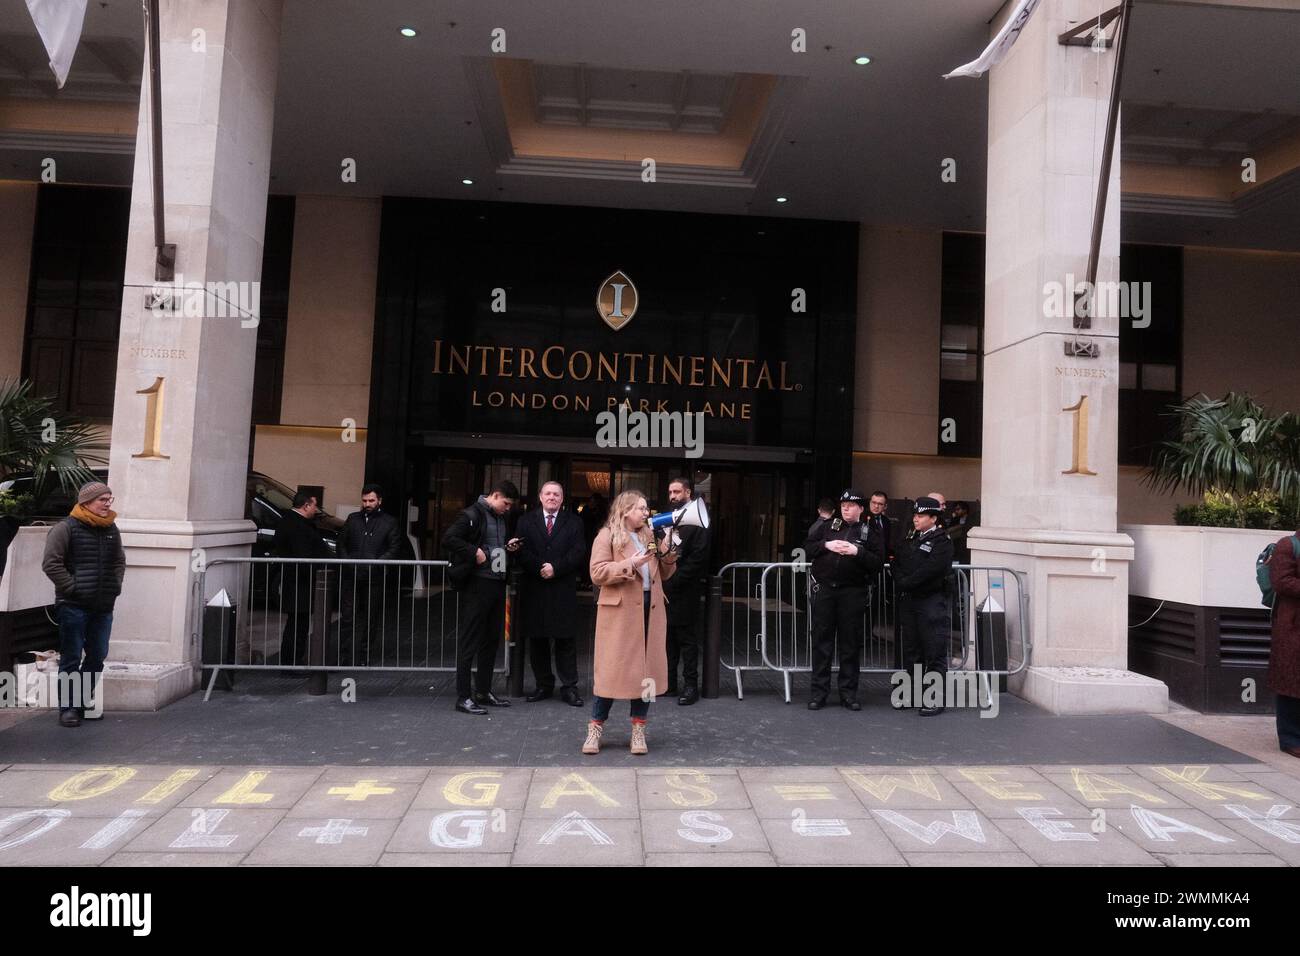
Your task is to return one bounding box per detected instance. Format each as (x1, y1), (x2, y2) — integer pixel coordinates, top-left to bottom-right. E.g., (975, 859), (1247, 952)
(1148, 393), (1300, 529)
(0, 490), (35, 518)
(0, 379), (103, 499)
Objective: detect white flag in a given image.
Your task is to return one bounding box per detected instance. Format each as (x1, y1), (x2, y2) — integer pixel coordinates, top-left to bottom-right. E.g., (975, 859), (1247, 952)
(25, 0), (89, 89)
(944, 0), (1043, 79)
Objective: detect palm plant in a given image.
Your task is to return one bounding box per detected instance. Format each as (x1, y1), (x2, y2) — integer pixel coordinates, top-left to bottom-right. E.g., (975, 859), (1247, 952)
(0, 379), (104, 500)
(1146, 392), (1300, 528)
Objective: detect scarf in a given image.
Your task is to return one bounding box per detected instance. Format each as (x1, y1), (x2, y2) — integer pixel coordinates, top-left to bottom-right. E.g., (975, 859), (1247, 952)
(71, 504), (117, 528)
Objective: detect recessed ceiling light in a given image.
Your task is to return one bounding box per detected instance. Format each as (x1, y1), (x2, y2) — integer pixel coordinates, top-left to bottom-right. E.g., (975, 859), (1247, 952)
(461, 178), (474, 185)
(399, 27), (418, 38)
(855, 55), (872, 65)
(775, 196), (788, 203)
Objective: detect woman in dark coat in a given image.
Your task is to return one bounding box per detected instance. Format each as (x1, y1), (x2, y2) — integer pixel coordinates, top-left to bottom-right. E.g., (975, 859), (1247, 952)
(1268, 528), (1300, 757)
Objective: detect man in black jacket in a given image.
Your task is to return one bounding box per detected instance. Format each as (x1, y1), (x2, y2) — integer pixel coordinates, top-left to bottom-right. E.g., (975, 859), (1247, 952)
(517, 481), (587, 706)
(441, 480), (520, 714)
(41, 481), (125, 726)
(274, 491), (331, 670)
(805, 489), (886, 711)
(892, 496), (955, 716)
(660, 476), (711, 705)
(337, 484), (403, 666)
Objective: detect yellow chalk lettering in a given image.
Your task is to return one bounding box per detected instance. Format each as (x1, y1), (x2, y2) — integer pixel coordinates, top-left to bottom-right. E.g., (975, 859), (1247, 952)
(664, 770), (717, 808)
(443, 772), (502, 807)
(214, 771), (274, 805)
(136, 769), (200, 804)
(327, 779), (397, 801)
(540, 772), (619, 808)
(1151, 766), (1268, 801)
(774, 785), (835, 801)
(957, 769), (1043, 800)
(48, 767), (137, 802)
(844, 770), (943, 803)
(1071, 770), (1164, 804)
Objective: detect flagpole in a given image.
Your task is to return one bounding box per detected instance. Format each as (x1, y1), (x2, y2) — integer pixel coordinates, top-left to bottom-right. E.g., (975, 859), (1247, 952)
(145, 0), (175, 281)
(1079, 0), (1133, 330)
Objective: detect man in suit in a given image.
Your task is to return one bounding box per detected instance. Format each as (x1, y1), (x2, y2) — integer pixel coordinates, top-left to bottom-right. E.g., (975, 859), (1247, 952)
(441, 480), (520, 714)
(867, 490), (894, 561)
(274, 491), (331, 671)
(659, 476), (711, 705)
(338, 483), (404, 666)
(517, 481), (588, 706)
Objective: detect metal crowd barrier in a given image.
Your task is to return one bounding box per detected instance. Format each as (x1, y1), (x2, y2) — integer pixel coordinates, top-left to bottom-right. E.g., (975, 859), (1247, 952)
(712, 562), (1031, 703)
(193, 557), (510, 699)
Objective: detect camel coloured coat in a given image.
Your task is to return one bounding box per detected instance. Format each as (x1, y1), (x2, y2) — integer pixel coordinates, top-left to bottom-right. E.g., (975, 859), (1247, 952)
(589, 526), (676, 701)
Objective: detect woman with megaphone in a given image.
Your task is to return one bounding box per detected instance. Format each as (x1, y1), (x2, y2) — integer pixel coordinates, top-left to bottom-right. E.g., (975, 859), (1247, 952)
(583, 490), (677, 755)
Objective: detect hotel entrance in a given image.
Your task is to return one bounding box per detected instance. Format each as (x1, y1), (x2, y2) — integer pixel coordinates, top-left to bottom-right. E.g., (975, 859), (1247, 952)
(414, 445), (810, 572)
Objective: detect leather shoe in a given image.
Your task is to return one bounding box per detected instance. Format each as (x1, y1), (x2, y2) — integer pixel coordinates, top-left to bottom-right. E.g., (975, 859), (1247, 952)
(560, 687), (585, 707)
(840, 698), (861, 711)
(58, 710), (81, 728)
(525, 687), (553, 702)
(919, 705), (946, 717)
(677, 687), (700, 706)
(807, 699), (826, 711)
(475, 692), (511, 708)
(663, 684), (679, 698)
(455, 698), (487, 715)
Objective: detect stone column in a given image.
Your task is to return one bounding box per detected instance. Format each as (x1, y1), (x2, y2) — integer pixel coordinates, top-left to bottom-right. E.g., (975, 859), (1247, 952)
(969, 0), (1166, 714)
(104, 0), (282, 709)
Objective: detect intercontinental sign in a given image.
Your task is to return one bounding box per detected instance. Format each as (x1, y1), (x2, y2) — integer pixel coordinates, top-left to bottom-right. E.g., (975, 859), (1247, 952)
(430, 341), (803, 421)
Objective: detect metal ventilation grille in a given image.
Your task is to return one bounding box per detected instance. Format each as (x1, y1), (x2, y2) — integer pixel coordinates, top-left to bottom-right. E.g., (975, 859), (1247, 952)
(1218, 611), (1272, 667)
(1128, 598), (1196, 660)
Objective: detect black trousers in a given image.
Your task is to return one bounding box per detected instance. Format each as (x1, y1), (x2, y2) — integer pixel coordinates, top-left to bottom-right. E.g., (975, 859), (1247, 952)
(338, 568), (397, 666)
(809, 584), (868, 701)
(666, 586), (702, 689)
(899, 591), (950, 681)
(278, 584), (314, 667)
(528, 634), (579, 691)
(456, 576), (506, 699)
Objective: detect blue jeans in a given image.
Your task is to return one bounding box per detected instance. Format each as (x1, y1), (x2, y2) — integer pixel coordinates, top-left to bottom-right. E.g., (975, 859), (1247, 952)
(57, 603), (112, 714)
(592, 696), (650, 721)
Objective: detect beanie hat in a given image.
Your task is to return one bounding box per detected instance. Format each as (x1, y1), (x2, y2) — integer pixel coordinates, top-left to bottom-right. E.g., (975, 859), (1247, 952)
(77, 481), (112, 506)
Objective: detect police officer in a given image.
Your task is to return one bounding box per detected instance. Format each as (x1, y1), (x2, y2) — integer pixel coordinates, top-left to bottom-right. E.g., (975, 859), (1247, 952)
(893, 496), (954, 716)
(805, 489), (886, 711)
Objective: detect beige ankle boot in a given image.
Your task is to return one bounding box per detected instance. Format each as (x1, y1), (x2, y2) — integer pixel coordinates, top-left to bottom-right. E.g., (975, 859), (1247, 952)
(630, 720), (648, 755)
(582, 720), (603, 755)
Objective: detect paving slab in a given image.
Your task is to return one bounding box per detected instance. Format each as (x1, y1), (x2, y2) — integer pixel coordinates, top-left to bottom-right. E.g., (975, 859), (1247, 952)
(638, 769), (752, 810)
(386, 808), (522, 854)
(1150, 852), (1288, 867)
(412, 769), (533, 810)
(646, 852), (776, 866)
(179, 768), (325, 809)
(1220, 814), (1300, 865)
(904, 852), (1036, 866)
(524, 768), (639, 818)
(511, 816), (643, 866)
(760, 815), (906, 866)
(1104, 805), (1272, 855)
(837, 767), (974, 811)
(378, 852), (511, 866)
(122, 807), (286, 854)
(992, 815), (1161, 866)
(872, 808), (1020, 853)
(242, 817), (400, 866)
(745, 777), (875, 819)
(1036, 768), (1191, 809)
(640, 808), (770, 854)
(0, 767), (212, 811)
(102, 852), (246, 867)
(0, 808), (161, 865)
(285, 777), (420, 819)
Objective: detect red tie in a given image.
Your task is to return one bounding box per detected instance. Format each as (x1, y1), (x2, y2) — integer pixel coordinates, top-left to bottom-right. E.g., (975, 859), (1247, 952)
(546, 514), (554, 536)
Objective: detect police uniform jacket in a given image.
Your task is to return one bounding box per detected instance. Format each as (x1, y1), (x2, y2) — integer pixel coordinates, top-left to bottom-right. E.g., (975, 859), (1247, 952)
(805, 518), (885, 587)
(892, 526), (953, 597)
